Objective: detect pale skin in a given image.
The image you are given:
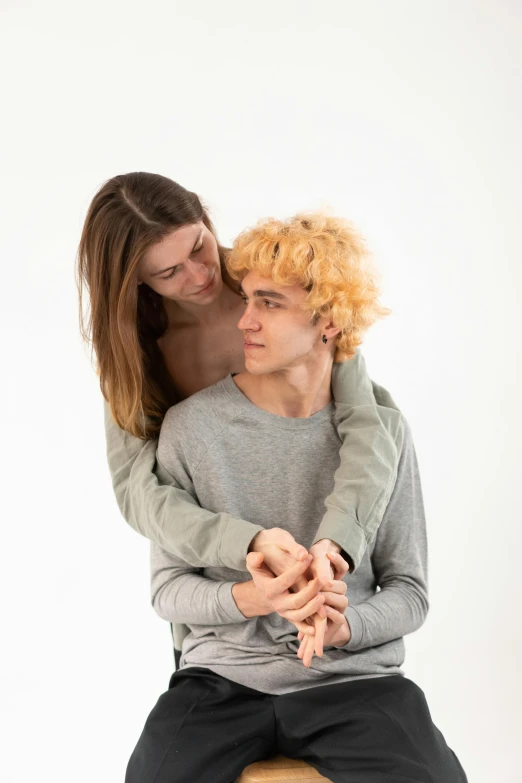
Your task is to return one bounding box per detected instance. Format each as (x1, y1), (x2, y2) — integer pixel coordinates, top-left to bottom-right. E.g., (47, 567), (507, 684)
(139, 222), (351, 664)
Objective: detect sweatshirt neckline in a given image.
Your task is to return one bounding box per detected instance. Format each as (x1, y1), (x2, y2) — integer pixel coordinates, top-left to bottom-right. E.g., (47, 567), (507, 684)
(222, 373), (335, 430)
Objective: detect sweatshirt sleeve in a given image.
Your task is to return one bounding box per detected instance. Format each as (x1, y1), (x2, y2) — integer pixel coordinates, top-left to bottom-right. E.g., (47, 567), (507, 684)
(343, 419), (429, 651)
(150, 544), (247, 626)
(312, 351), (405, 571)
(104, 401), (263, 571)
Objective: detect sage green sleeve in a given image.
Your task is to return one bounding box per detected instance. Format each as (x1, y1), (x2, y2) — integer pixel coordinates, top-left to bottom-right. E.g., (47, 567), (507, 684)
(104, 402), (263, 570)
(312, 351), (405, 571)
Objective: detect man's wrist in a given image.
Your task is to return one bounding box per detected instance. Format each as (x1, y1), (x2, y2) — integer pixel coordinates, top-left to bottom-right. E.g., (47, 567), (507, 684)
(334, 620), (352, 647)
(232, 580), (272, 618)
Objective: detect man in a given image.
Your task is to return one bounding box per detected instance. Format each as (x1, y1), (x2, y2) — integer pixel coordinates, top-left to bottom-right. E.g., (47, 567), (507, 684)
(126, 214), (467, 782)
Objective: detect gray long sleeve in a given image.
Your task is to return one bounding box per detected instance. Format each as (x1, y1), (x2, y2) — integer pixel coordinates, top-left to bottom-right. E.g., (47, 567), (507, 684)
(152, 378), (428, 668)
(104, 351), (403, 574)
(153, 420), (428, 650)
(151, 546), (247, 626)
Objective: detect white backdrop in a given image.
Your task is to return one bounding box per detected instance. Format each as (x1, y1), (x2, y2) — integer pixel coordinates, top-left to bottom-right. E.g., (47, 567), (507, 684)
(1, 1), (521, 781)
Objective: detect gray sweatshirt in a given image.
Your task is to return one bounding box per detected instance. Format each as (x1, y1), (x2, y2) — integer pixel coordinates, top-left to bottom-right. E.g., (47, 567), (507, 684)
(153, 374), (428, 695)
(105, 353), (404, 585)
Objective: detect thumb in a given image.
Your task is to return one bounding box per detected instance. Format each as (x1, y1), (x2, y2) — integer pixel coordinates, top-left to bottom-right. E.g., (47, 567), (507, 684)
(285, 539), (308, 562)
(246, 551), (264, 570)
(312, 557), (334, 582)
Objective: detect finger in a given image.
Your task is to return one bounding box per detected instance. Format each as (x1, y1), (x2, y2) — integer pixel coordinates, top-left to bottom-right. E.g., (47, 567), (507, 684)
(320, 592), (349, 612)
(302, 633), (316, 668)
(294, 621), (315, 636)
(246, 551), (294, 590)
(326, 551), (349, 579)
(313, 615), (327, 658)
(275, 529), (309, 562)
(270, 551), (303, 577)
(246, 552), (275, 579)
(264, 555), (313, 599)
(324, 605), (347, 625)
(297, 631), (304, 641)
(246, 551), (264, 569)
(311, 557), (335, 583)
(282, 593), (325, 623)
(298, 633), (312, 663)
(290, 573), (311, 593)
(278, 578), (324, 612)
(321, 579), (347, 595)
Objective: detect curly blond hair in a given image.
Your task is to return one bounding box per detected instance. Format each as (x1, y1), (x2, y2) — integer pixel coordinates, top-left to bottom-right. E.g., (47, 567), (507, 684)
(226, 213), (390, 360)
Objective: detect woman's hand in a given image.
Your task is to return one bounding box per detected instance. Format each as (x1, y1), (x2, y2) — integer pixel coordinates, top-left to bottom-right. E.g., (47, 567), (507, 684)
(249, 528), (309, 577)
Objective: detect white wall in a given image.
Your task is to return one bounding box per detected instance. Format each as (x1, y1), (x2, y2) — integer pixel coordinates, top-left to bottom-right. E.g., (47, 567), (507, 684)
(1, 1), (521, 781)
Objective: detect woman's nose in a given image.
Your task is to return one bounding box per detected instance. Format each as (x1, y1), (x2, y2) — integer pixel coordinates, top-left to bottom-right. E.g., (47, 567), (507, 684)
(188, 260), (209, 286)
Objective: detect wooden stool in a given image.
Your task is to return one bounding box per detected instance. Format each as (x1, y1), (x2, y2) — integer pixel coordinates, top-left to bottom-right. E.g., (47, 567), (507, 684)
(236, 755), (332, 782)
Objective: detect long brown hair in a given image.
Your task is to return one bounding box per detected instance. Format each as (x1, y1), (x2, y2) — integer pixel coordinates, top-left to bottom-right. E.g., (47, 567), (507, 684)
(77, 172), (233, 439)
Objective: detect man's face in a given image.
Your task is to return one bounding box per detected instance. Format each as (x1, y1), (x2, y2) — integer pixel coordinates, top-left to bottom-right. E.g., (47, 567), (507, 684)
(237, 271), (322, 375)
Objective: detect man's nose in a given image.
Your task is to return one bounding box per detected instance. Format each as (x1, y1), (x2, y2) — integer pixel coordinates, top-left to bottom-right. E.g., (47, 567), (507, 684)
(237, 305), (260, 331)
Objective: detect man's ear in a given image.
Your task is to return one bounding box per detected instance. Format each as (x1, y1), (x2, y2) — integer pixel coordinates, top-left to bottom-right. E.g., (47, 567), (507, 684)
(323, 319), (342, 340)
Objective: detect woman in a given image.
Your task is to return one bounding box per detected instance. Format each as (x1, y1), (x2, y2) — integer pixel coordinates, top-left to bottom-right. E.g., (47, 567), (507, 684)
(77, 171), (404, 658)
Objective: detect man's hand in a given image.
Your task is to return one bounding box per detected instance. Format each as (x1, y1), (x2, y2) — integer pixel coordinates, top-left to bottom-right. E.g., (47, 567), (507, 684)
(298, 602), (351, 656)
(249, 528), (309, 577)
(298, 550), (350, 666)
(231, 580), (273, 619)
(246, 551), (325, 636)
(303, 538), (348, 667)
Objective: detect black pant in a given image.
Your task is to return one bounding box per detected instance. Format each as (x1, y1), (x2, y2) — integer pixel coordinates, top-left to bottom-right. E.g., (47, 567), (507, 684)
(126, 668), (467, 783)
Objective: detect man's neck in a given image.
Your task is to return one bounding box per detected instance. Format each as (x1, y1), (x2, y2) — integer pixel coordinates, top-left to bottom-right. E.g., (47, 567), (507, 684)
(233, 359), (334, 418)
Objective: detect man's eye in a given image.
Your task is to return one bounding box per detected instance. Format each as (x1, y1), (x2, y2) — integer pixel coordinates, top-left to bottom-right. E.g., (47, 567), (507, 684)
(241, 296), (248, 305)
(264, 300), (279, 308)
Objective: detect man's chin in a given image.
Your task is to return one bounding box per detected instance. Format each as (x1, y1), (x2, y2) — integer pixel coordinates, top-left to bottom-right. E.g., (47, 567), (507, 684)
(244, 357), (273, 376)
(244, 365), (267, 376)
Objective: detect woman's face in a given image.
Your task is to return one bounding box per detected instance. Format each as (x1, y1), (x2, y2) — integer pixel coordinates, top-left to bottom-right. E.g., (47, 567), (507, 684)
(139, 222), (223, 304)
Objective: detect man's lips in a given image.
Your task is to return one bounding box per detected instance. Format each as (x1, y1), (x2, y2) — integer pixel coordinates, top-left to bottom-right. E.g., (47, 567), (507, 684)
(244, 340), (264, 349)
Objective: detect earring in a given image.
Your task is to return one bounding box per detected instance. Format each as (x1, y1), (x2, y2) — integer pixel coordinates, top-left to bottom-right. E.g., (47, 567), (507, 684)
(322, 335), (328, 344)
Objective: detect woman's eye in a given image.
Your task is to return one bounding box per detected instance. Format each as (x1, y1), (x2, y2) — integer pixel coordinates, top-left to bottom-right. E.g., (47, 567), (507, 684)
(163, 266), (181, 280)
(192, 240), (204, 254)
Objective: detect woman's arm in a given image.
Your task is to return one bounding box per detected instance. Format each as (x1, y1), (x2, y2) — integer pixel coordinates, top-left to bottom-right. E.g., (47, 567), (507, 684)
(343, 419), (429, 651)
(313, 351), (405, 571)
(105, 401), (263, 570)
(105, 402), (307, 572)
